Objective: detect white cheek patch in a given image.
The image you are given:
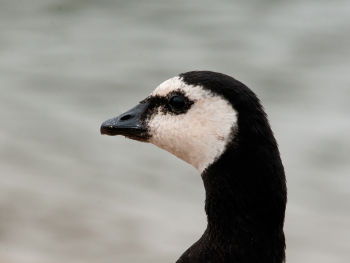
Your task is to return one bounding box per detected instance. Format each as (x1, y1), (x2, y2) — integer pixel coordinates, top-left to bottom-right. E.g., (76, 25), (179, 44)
(147, 77), (237, 172)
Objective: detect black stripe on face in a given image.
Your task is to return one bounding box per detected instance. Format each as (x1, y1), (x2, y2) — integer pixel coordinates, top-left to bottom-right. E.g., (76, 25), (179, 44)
(141, 90), (194, 119)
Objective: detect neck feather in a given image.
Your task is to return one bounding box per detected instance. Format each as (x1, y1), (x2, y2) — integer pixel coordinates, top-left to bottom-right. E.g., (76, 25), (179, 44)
(177, 119), (287, 263)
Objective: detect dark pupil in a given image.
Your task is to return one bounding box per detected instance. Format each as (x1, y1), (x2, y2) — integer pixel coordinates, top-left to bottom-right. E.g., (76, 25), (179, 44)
(169, 95), (185, 110)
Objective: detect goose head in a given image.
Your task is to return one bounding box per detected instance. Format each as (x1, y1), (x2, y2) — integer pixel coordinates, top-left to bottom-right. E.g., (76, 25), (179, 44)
(100, 71), (287, 263)
(101, 72), (239, 172)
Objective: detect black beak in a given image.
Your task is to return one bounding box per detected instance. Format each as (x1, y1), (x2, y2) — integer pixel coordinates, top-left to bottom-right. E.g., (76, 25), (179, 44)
(100, 102), (150, 141)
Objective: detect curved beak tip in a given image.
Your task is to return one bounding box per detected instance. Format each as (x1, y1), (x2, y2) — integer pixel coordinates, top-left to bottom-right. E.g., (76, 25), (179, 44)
(100, 118), (117, 135)
(100, 124), (109, 135)
(100, 120), (121, 136)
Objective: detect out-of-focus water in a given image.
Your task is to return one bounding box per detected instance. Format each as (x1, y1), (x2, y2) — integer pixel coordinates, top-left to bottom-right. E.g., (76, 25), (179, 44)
(0, 0), (349, 262)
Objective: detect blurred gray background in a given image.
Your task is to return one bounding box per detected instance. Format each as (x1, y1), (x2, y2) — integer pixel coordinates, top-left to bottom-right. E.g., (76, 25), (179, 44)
(0, 0), (349, 262)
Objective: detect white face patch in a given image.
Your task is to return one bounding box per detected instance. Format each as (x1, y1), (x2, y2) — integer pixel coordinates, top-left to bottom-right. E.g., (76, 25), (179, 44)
(147, 76), (238, 172)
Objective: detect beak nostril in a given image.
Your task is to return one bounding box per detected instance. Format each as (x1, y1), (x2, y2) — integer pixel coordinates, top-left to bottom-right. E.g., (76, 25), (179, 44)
(120, 114), (133, 121)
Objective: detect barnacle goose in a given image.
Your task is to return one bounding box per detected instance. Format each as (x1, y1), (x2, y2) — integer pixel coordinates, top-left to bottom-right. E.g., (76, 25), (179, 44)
(101, 71), (287, 263)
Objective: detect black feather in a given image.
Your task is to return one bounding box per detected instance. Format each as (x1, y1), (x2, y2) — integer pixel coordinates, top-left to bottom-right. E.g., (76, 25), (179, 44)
(176, 71), (287, 263)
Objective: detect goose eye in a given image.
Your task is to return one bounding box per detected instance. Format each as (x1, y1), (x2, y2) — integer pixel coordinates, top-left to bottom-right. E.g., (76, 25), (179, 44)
(169, 95), (186, 112)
